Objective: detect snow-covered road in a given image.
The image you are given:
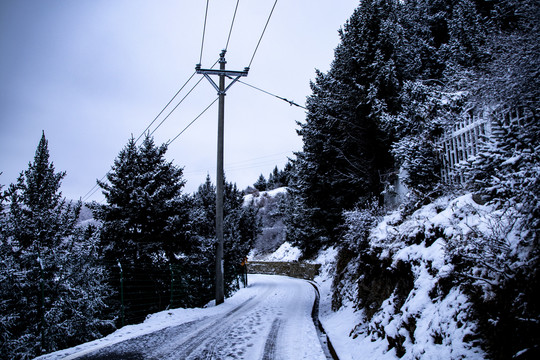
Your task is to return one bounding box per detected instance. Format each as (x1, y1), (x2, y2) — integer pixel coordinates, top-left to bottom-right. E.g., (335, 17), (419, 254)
(39, 274), (328, 360)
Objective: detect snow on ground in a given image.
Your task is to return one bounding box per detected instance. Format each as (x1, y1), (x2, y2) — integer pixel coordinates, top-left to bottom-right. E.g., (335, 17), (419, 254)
(36, 274), (325, 360)
(37, 193), (492, 359)
(243, 187), (289, 207)
(249, 241), (302, 262)
(312, 194), (488, 360)
(311, 247), (370, 360)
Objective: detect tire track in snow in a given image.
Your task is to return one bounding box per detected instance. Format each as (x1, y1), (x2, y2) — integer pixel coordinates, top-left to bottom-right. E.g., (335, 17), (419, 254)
(164, 279), (278, 359)
(261, 317), (282, 360)
(75, 320), (201, 360)
(75, 293), (262, 360)
(67, 275), (326, 359)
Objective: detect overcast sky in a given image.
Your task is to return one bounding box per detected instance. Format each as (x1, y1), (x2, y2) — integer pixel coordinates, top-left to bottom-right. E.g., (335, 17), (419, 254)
(0, 0), (359, 201)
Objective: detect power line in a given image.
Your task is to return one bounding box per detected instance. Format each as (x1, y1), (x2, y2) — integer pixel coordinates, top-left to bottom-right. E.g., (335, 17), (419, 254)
(135, 72), (196, 144)
(166, 97), (219, 146)
(82, 59), (219, 202)
(81, 69), (204, 202)
(82, 0), (280, 202)
(225, 0), (240, 51)
(149, 77), (205, 137)
(187, 152), (290, 174)
(149, 59), (219, 137)
(82, 174), (107, 202)
(236, 79), (306, 109)
(82, 77), (203, 202)
(199, 0), (210, 65)
(82, 183), (104, 203)
(248, 0), (278, 68)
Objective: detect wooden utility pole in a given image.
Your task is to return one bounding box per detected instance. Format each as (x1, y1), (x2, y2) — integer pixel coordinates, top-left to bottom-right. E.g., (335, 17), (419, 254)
(196, 50), (248, 305)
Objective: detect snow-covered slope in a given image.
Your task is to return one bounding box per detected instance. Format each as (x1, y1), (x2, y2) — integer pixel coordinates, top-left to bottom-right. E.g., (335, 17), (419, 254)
(244, 187), (290, 258)
(243, 187), (288, 207)
(312, 194), (493, 360)
(249, 241), (302, 262)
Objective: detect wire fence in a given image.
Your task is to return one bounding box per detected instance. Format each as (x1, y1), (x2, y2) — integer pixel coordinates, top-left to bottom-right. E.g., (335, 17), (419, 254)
(1, 255), (249, 359)
(27, 258), (249, 331)
(111, 260), (248, 327)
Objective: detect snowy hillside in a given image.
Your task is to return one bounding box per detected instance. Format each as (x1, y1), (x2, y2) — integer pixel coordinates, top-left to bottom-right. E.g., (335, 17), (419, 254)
(313, 193), (515, 359)
(244, 187), (290, 259)
(243, 189), (527, 358)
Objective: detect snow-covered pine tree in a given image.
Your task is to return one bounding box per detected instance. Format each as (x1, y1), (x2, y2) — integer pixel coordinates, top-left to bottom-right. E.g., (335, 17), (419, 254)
(253, 174), (267, 191)
(94, 134), (189, 324)
(292, 0), (403, 252)
(266, 165), (287, 190)
(267, 167), (278, 190)
(1, 132), (112, 359)
(180, 174), (218, 306)
(223, 180), (258, 293)
(95, 134), (188, 265)
(190, 174), (216, 240)
(187, 175), (259, 302)
(282, 187), (324, 259)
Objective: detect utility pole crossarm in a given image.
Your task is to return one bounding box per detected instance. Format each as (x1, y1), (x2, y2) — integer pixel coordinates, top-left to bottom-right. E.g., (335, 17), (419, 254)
(196, 61), (249, 95)
(195, 67), (249, 78)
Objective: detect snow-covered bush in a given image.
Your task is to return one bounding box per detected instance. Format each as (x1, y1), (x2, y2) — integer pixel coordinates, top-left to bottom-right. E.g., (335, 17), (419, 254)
(445, 203), (539, 359)
(331, 187), (539, 359)
(332, 195), (490, 359)
(458, 105), (539, 358)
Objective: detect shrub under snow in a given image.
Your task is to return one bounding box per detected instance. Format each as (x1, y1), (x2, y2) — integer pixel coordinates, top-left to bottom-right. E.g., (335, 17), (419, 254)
(326, 193), (534, 359)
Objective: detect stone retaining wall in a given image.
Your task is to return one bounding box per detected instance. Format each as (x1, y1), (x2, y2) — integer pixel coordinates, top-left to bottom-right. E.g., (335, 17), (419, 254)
(247, 261), (321, 281)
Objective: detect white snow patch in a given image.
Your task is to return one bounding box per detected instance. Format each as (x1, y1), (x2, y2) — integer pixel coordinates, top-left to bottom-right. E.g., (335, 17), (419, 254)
(243, 186), (288, 207)
(249, 241), (302, 262)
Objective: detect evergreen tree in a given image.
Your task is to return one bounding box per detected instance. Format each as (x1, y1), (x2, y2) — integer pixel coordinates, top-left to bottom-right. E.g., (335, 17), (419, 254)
(190, 174), (217, 240)
(282, 188), (324, 258)
(188, 175), (259, 302)
(267, 167), (278, 190)
(265, 165), (291, 191)
(292, 0), (402, 250)
(281, 161), (294, 187)
(289, 0), (505, 252)
(1, 132), (111, 359)
(253, 174), (267, 191)
(95, 135), (189, 265)
(93, 134), (189, 323)
(7, 132), (78, 250)
(223, 180), (258, 294)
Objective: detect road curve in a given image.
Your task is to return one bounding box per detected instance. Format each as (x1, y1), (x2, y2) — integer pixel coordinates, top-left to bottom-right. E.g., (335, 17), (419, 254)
(75, 274), (327, 360)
